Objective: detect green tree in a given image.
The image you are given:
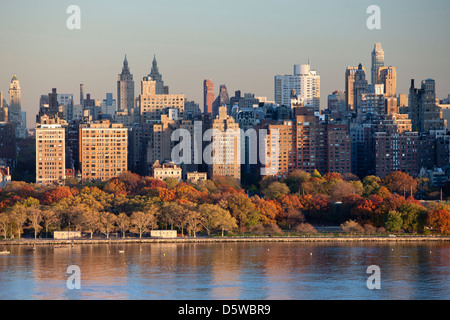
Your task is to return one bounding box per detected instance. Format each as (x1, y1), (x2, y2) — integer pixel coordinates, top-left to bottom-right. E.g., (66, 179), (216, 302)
(398, 203), (427, 233)
(385, 211), (403, 233)
(262, 182), (290, 200)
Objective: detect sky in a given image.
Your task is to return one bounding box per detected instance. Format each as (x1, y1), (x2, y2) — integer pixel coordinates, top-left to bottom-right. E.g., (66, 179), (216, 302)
(0, 0), (449, 128)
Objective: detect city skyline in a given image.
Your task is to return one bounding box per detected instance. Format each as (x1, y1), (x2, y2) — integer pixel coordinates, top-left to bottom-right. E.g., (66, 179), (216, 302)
(1, 0), (450, 128)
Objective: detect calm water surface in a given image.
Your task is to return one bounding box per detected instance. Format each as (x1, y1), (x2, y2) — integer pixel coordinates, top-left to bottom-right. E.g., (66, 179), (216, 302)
(0, 242), (449, 300)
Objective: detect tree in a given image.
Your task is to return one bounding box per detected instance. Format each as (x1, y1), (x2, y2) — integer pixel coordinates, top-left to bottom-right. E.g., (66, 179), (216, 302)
(98, 211), (117, 239)
(8, 204), (27, 239)
(382, 172), (417, 196)
(80, 210), (100, 239)
(161, 202), (183, 230)
(285, 170), (311, 194)
(427, 209), (450, 235)
(362, 176), (381, 197)
(0, 212), (10, 239)
(385, 211), (403, 233)
(103, 178), (127, 195)
(131, 211), (157, 238)
(278, 194), (305, 229)
(398, 203), (427, 233)
(27, 207), (43, 239)
(341, 220), (364, 235)
(226, 194), (259, 234)
(294, 223), (318, 235)
(116, 213), (130, 239)
(198, 204), (231, 236)
(262, 182), (290, 200)
(40, 187), (74, 205)
(41, 209), (58, 238)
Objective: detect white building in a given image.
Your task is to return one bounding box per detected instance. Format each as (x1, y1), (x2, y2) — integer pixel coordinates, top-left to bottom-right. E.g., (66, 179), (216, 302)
(0, 166), (11, 189)
(275, 63), (320, 110)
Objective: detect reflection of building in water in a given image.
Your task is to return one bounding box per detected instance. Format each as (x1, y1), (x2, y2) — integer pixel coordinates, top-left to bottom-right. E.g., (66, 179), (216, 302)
(209, 243), (242, 299)
(30, 245), (129, 299)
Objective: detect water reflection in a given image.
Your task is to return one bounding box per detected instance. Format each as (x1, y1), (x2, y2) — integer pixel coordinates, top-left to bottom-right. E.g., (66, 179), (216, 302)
(0, 242), (449, 300)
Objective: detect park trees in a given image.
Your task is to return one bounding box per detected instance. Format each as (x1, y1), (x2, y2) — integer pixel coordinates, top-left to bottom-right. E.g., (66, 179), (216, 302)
(116, 213), (130, 239)
(427, 208), (450, 235)
(131, 210), (158, 238)
(98, 211), (117, 239)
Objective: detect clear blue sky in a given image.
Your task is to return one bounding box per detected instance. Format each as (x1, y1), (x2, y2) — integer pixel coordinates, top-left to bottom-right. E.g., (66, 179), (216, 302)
(1, 0), (449, 127)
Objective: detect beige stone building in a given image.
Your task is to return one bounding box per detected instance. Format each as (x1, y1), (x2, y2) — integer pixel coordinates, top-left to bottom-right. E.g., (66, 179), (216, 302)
(186, 171), (207, 183)
(208, 106), (241, 181)
(151, 160), (182, 181)
(36, 116), (66, 185)
(377, 66), (397, 97)
(79, 120), (128, 181)
(139, 76), (185, 122)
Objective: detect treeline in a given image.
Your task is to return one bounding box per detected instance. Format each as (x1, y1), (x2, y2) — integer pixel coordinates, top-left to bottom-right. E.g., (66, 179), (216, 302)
(0, 170), (449, 239)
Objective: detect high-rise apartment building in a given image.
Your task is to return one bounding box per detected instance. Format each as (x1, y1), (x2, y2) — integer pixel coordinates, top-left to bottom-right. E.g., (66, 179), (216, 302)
(371, 43), (385, 85)
(79, 120), (128, 181)
(257, 107), (351, 179)
(275, 63), (320, 110)
(36, 116), (66, 185)
(409, 79), (447, 133)
(139, 76), (185, 122)
(377, 66), (397, 97)
(207, 106), (241, 181)
(203, 79), (215, 115)
(117, 55), (135, 112)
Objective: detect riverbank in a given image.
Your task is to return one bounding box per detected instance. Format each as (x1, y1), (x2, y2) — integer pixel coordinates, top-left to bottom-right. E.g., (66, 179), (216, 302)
(1, 236), (450, 246)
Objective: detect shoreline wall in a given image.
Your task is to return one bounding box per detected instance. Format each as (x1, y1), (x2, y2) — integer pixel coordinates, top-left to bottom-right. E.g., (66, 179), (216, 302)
(2, 236), (450, 246)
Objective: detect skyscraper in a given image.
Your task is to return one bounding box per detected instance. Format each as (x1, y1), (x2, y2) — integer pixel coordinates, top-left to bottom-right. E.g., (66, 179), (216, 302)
(79, 120), (128, 181)
(203, 79), (215, 115)
(207, 106), (241, 181)
(8, 74), (26, 138)
(345, 67), (358, 112)
(275, 63), (321, 110)
(213, 84), (230, 117)
(371, 43), (385, 85)
(36, 116), (66, 185)
(117, 55), (135, 111)
(149, 55), (169, 95)
(409, 79), (447, 133)
(353, 64), (369, 114)
(377, 66), (397, 97)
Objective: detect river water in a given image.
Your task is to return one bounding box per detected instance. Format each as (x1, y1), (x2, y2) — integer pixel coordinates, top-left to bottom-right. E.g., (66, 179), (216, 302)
(0, 242), (449, 300)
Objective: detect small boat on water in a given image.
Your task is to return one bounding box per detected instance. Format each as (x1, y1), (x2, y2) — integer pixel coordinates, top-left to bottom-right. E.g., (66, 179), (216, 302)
(0, 251), (10, 255)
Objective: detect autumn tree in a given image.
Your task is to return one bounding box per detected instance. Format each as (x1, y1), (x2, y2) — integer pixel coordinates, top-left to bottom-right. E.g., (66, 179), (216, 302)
(226, 194), (259, 234)
(161, 202), (183, 230)
(8, 204), (28, 239)
(116, 213), (131, 239)
(382, 172), (417, 196)
(98, 211), (117, 239)
(80, 210), (100, 239)
(341, 220), (364, 235)
(278, 194), (304, 229)
(41, 209), (58, 238)
(284, 170), (311, 194)
(27, 207), (43, 239)
(0, 212), (10, 239)
(427, 209), (450, 235)
(261, 182), (290, 200)
(251, 196), (281, 226)
(40, 187), (74, 205)
(198, 204), (232, 236)
(362, 176), (381, 197)
(131, 211), (157, 238)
